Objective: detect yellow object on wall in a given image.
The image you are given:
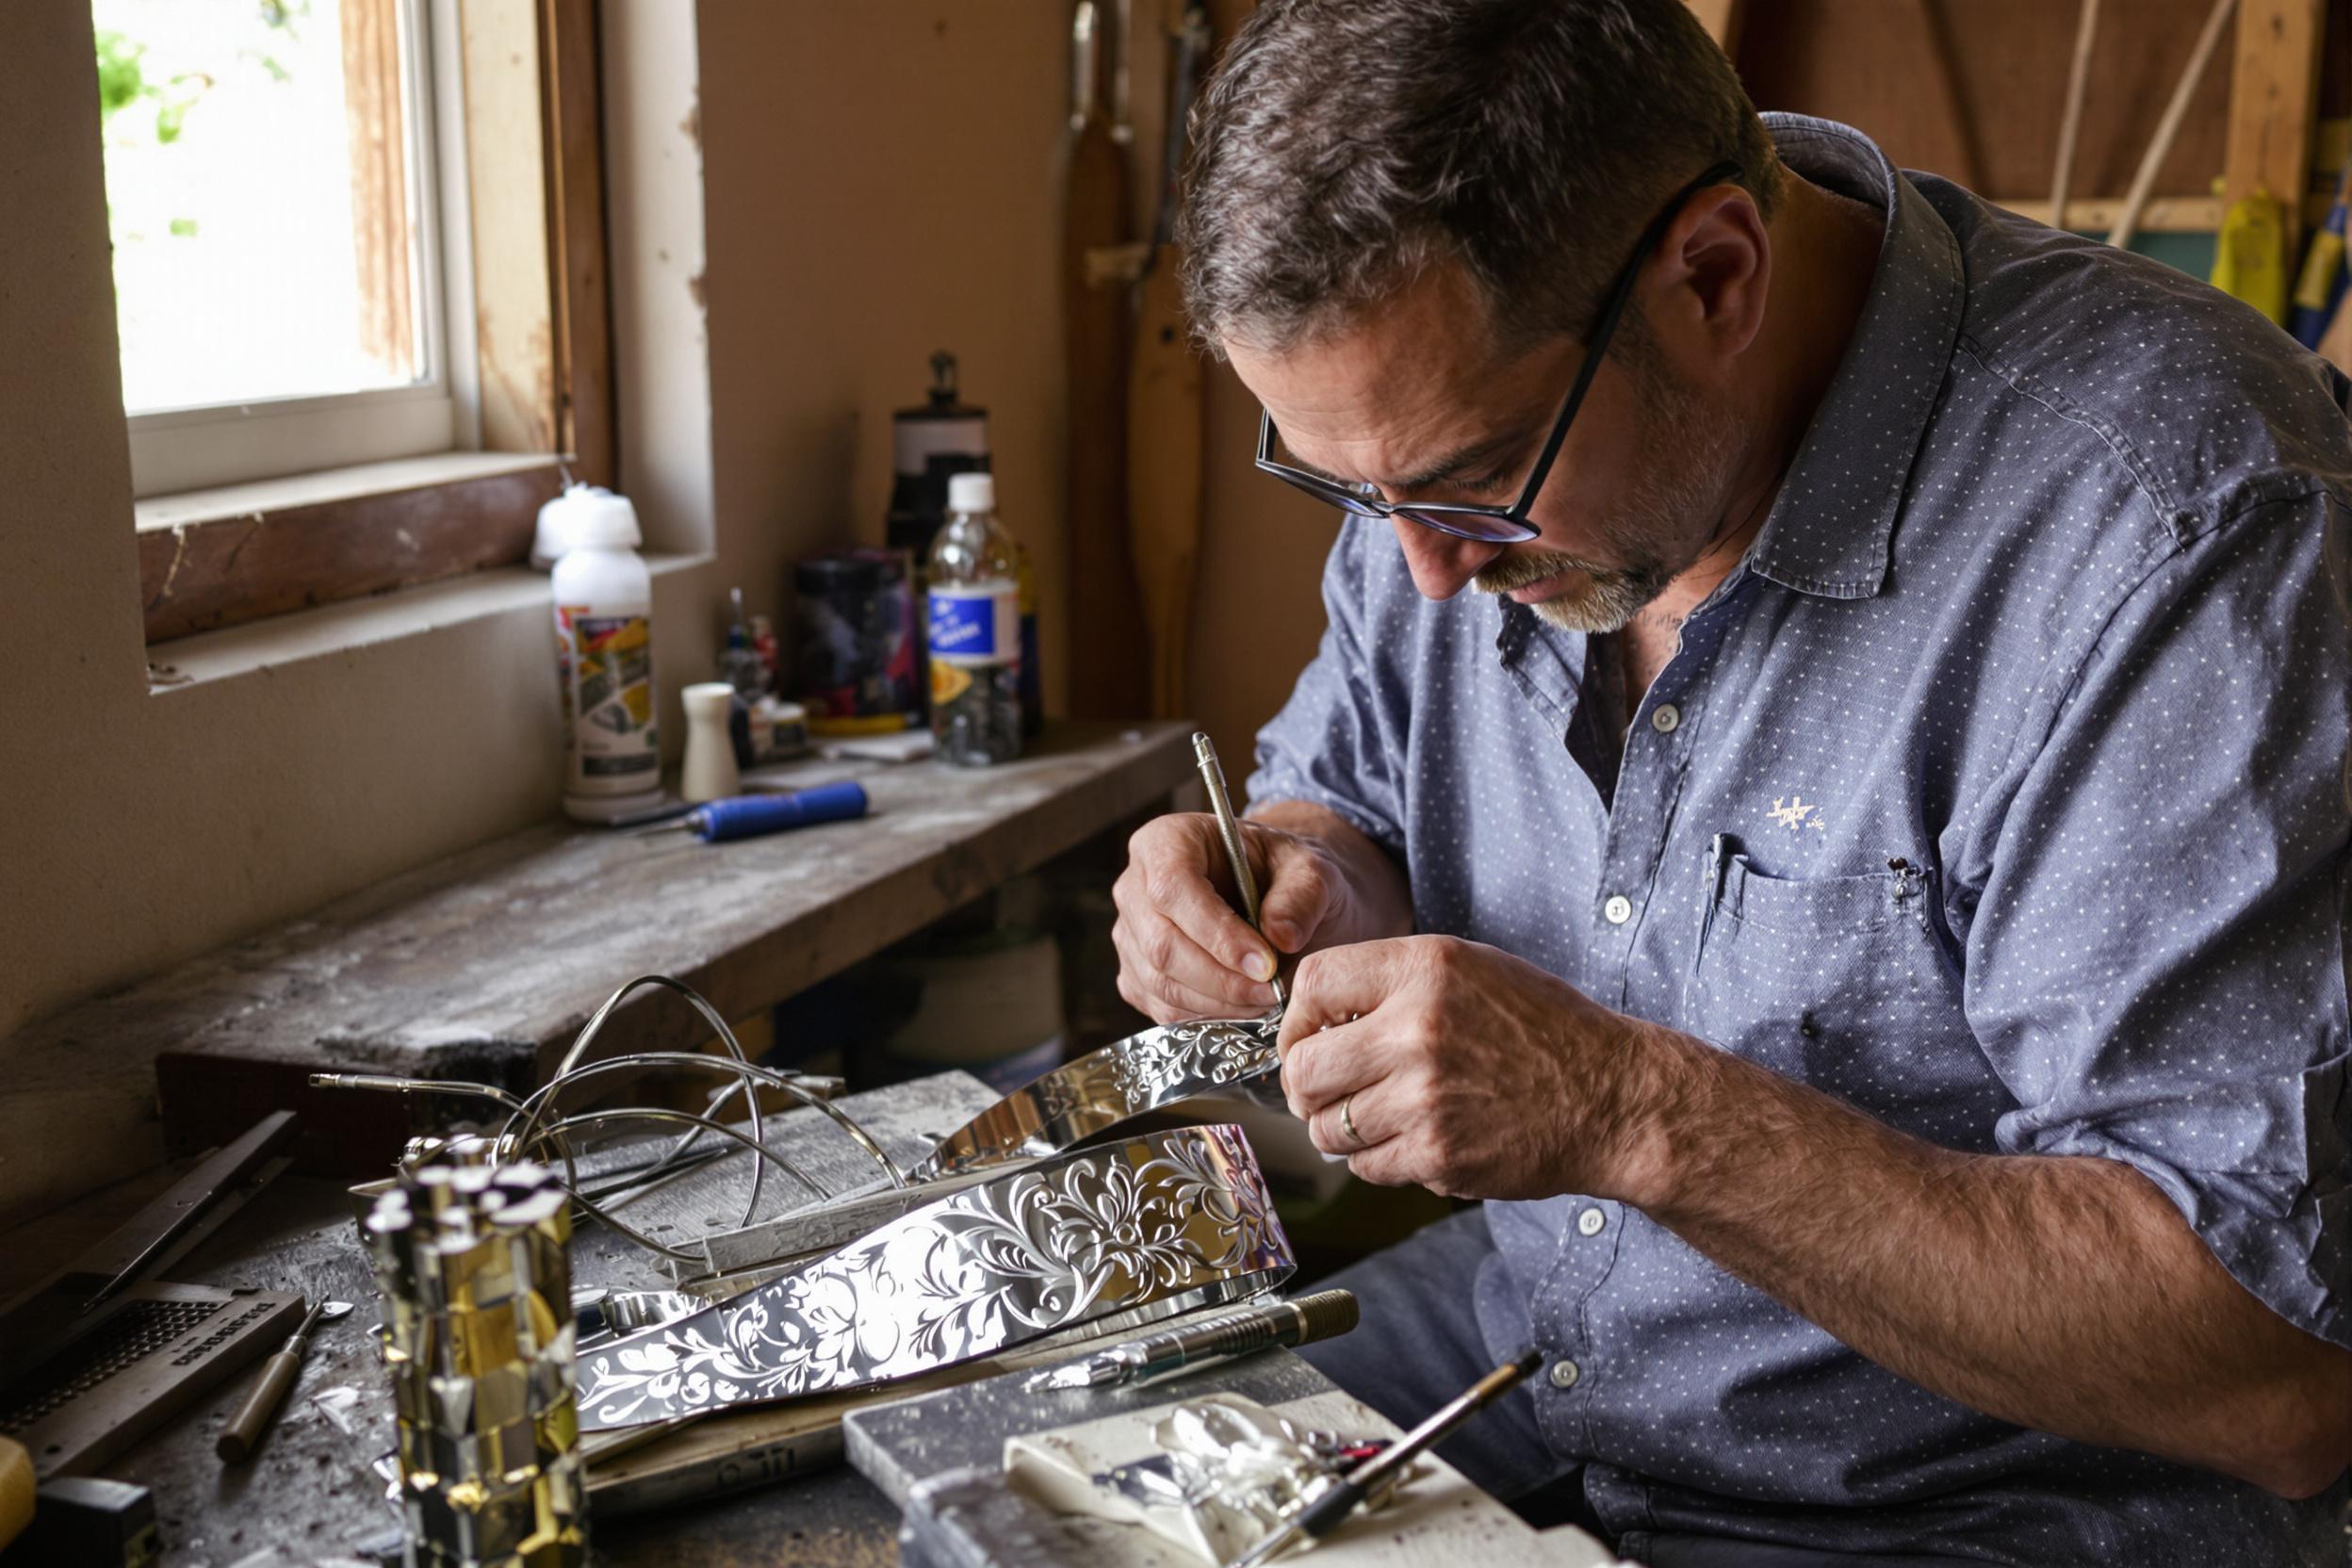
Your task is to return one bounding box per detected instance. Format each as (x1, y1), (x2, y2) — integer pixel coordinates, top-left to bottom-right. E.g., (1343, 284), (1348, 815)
(0, 1435), (33, 1550)
(2210, 190), (2292, 324)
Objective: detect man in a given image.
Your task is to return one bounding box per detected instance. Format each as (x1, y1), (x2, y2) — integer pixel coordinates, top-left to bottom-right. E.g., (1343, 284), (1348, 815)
(1109, 2), (2352, 1563)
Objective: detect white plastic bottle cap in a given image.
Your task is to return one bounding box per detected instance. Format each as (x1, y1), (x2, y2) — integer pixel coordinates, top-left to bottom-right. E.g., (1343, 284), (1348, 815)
(946, 472), (995, 515)
(537, 484), (642, 563)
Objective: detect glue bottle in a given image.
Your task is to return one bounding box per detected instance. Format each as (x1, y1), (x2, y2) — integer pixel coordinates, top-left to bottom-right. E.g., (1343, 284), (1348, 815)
(550, 488), (663, 821)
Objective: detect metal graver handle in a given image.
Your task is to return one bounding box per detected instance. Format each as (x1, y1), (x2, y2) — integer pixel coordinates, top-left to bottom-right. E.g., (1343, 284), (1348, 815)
(1194, 731), (1287, 1010)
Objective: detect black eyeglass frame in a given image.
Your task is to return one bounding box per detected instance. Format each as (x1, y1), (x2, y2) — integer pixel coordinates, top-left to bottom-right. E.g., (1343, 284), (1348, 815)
(1253, 160), (1745, 544)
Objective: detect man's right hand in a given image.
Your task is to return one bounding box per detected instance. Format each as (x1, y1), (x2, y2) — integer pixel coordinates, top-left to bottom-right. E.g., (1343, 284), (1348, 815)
(1111, 804), (1407, 1023)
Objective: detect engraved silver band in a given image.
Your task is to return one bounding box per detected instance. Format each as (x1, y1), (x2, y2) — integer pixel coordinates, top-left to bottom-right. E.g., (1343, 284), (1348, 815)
(576, 1123), (1296, 1429)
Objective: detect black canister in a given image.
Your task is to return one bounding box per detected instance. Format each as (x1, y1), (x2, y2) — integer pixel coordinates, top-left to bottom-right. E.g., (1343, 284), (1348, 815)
(793, 548), (923, 733)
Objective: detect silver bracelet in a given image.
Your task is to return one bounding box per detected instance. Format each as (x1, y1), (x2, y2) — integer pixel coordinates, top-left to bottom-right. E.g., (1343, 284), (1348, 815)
(577, 1122), (1295, 1429)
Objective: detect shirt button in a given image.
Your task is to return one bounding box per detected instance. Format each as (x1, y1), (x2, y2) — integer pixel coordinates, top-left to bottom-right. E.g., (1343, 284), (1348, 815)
(1650, 703), (1681, 734)
(1602, 894), (1633, 925)
(1549, 1359), (1581, 1390)
(1577, 1208), (1606, 1236)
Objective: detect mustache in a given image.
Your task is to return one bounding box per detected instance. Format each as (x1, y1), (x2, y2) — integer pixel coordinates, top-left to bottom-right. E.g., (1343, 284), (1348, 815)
(1471, 549), (1623, 595)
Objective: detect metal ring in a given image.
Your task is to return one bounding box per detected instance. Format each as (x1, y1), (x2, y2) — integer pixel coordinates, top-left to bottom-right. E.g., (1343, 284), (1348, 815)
(1340, 1093), (1366, 1150)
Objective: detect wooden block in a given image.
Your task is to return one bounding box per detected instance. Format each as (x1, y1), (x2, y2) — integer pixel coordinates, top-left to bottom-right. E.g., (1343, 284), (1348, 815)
(1685, 0), (1745, 51)
(2224, 0), (2328, 252)
(460, 0), (559, 453)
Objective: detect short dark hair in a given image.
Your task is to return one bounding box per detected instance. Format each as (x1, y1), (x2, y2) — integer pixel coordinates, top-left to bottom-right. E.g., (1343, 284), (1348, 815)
(1178, 0), (1783, 359)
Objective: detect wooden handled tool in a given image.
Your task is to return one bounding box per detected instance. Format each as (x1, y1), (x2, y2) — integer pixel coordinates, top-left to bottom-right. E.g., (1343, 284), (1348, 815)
(1128, 0), (1213, 721)
(216, 1299), (351, 1463)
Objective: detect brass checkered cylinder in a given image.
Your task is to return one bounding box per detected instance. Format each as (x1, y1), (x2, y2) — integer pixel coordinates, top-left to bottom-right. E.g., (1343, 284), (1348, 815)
(367, 1161), (583, 1568)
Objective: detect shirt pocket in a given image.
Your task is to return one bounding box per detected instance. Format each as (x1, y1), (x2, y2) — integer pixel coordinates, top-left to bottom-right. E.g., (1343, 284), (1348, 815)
(1685, 838), (1977, 1135)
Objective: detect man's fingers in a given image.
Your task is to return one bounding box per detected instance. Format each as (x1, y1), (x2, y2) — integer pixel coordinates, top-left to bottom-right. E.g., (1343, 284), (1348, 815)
(1281, 1016), (1389, 1119)
(1307, 1079), (1397, 1157)
(1142, 843), (1283, 984)
(1115, 907), (1277, 1017)
(1255, 839), (1332, 954)
(1276, 939), (1413, 1053)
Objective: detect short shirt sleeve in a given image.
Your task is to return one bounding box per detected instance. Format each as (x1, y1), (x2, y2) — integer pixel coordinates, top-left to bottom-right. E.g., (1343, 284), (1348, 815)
(1246, 525), (1409, 854)
(1959, 492), (2351, 1348)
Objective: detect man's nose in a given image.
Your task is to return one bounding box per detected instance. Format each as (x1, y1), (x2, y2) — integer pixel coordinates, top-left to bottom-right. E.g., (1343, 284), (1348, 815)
(1393, 516), (1502, 600)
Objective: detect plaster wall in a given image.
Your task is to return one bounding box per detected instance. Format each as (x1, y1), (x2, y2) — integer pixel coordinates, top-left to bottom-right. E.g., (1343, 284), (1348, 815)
(0, 0), (1337, 1220)
(690, 1), (1333, 787)
(0, 1), (716, 1217)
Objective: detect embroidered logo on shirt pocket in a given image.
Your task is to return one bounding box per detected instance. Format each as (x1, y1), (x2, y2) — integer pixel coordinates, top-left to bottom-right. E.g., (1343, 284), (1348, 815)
(1685, 838), (1969, 1128)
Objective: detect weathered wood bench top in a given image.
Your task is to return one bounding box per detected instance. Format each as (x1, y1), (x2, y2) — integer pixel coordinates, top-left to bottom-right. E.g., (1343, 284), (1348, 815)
(2, 721), (1194, 1227)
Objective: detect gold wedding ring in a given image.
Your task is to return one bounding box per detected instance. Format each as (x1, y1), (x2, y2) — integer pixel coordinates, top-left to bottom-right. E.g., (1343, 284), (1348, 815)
(1340, 1093), (1367, 1150)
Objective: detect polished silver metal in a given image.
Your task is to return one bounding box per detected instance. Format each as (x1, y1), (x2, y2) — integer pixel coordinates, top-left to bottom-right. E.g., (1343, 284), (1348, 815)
(1021, 1287), (1358, 1391)
(907, 1014), (1283, 1184)
(1193, 731), (1287, 1011)
(575, 1124), (1295, 1430)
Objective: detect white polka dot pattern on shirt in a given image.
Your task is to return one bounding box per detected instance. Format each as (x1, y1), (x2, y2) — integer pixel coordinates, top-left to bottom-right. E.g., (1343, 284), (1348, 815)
(1248, 114), (2352, 1567)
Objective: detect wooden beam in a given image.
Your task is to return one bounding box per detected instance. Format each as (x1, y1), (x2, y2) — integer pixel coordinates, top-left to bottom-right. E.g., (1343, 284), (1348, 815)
(459, 0), (560, 453)
(543, 0), (615, 486)
(1684, 0), (1745, 52)
(2222, 0), (2327, 253)
(341, 0), (415, 378)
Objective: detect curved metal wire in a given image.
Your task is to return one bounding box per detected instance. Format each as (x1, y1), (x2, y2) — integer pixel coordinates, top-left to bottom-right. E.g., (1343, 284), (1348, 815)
(547, 975), (776, 1223)
(308, 1071), (582, 1197)
(514, 1106), (833, 1262)
(498, 1052), (906, 1200)
(313, 973), (908, 1271)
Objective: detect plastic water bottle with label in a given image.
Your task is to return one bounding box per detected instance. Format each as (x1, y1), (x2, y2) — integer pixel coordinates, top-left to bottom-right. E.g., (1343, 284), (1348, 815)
(926, 472), (1023, 765)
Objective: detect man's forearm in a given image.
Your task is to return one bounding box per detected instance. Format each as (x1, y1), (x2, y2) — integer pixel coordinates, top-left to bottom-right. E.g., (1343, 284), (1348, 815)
(1621, 1021), (2352, 1497)
(1247, 799), (1415, 948)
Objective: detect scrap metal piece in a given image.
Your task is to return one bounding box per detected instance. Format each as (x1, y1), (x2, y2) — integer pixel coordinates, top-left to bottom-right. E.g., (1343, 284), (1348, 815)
(906, 1017), (1282, 1184)
(575, 1124), (1294, 1431)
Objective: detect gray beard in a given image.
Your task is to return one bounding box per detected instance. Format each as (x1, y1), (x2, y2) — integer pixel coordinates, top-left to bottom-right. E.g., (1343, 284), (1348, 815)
(1473, 364), (1738, 633)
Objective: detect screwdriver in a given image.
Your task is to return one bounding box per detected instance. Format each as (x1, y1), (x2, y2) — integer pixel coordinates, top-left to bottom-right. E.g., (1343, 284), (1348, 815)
(629, 780), (869, 842)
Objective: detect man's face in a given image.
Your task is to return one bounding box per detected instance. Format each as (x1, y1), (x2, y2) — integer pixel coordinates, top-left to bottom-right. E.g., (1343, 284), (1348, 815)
(1227, 261), (1739, 632)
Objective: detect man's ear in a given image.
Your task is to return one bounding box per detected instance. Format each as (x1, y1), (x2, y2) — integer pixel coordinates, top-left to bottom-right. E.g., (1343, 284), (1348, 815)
(1647, 186), (1771, 369)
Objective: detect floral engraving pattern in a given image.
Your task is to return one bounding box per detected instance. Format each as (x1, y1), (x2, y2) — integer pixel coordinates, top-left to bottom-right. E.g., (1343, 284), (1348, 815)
(1106, 1018), (1282, 1104)
(577, 1125), (1293, 1430)
(914, 1016), (1282, 1181)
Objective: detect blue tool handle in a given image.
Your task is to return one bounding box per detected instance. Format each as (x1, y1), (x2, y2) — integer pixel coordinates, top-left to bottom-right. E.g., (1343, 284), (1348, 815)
(692, 781), (869, 842)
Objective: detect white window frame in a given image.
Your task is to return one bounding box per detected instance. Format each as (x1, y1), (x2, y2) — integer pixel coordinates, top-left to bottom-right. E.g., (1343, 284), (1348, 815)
(122, 0), (480, 499)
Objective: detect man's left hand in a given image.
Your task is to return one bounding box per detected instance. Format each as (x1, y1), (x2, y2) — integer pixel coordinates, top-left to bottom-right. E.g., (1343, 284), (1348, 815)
(1276, 934), (1680, 1201)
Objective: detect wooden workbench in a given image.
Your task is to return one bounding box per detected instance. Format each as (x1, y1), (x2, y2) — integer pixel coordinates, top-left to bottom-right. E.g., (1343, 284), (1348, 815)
(1, 721), (1197, 1231)
(0, 1168), (908, 1568)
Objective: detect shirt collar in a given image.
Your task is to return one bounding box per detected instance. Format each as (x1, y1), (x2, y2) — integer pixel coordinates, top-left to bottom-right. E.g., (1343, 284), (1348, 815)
(1743, 115), (1966, 600)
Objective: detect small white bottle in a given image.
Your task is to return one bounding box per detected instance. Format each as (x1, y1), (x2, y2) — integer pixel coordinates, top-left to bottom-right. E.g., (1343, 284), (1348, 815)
(679, 682), (741, 804)
(551, 489), (664, 822)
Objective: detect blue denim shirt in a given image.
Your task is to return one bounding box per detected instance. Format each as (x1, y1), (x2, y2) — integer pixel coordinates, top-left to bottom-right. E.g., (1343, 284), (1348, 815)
(1250, 116), (2352, 1565)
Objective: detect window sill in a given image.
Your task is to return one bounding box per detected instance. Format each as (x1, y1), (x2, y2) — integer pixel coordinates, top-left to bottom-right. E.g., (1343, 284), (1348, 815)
(148, 548), (710, 694)
(138, 451), (575, 645)
(134, 451), (563, 531)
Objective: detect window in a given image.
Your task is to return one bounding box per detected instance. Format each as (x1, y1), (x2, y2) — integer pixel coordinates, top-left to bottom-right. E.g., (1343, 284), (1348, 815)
(97, 0), (468, 498)
(98, 0), (614, 647)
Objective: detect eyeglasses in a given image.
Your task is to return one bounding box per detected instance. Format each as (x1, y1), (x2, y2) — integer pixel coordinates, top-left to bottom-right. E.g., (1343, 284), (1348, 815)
(1253, 160), (1743, 544)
